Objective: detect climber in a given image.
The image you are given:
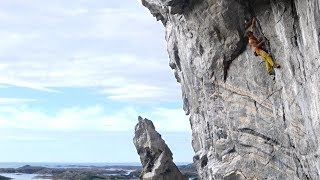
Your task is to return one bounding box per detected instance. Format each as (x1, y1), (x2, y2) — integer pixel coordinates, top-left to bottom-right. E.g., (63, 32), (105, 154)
(245, 17), (280, 75)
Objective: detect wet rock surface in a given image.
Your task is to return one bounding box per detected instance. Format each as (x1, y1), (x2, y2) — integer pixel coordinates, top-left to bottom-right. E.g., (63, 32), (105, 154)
(140, 0), (320, 179)
(133, 116), (188, 180)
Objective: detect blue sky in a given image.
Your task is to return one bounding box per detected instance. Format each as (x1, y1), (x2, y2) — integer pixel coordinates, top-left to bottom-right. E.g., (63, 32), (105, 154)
(0, 0), (193, 163)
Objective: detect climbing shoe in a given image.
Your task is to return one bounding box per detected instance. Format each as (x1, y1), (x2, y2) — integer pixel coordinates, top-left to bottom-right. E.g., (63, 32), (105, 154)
(268, 70), (275, 75)
(274, 64), (281, 68)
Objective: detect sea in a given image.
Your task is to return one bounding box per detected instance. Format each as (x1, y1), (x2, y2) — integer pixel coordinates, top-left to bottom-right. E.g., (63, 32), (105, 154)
(0, 173), (48, 180)
(0, 162), (141, 180)
(0, 162), (193, 180)
(0, 162), (143, 169)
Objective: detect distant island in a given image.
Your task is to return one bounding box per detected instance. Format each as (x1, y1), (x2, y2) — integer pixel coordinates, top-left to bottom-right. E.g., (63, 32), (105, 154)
(0, 164), (197, 179)
(0, 175), (11, 180)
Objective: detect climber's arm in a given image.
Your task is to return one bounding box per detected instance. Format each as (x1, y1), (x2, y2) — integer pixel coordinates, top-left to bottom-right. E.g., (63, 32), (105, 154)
(250, 17), (255, 33)
(244, 19), (249, 31)
(256, 37), (266, 48)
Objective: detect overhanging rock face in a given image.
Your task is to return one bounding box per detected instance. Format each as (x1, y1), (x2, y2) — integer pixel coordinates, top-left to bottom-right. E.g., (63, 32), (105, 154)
(140, 0), (320, 179)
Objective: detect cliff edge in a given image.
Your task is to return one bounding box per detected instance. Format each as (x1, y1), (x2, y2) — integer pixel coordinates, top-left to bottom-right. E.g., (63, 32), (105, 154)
(140, 0), (320, 179)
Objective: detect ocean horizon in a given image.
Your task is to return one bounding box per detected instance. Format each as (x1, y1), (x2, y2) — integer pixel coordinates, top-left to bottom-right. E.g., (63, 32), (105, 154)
(0, 162), (195, 180)
(0, 162), (140, 169)
(0, 162), (192, 169)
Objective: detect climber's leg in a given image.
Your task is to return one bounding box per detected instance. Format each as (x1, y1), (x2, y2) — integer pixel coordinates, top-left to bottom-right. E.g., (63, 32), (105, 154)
(256, 49), (275, 74)
(259, 55), (272, 74)
(265, 57), (273, 74)
(259, 50), (274, 67)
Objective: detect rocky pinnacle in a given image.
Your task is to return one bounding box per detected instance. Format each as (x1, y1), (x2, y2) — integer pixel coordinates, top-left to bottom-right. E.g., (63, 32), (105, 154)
(133, 116), (188, 180)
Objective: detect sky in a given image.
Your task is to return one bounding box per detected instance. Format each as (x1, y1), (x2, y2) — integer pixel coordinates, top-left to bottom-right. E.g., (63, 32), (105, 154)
(0, 0), (193, 163)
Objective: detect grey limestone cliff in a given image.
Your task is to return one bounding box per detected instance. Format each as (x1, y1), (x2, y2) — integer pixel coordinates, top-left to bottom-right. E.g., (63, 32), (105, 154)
(133, 116), (188, 180)
(140, 0), (320, 179)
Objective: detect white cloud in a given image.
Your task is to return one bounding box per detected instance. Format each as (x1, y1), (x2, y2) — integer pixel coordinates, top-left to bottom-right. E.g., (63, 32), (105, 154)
(3, 135), (58, 142)
(61, 8), (89, 17)
(140, 108), (191, 132)
(0, 78), (60, 93)
(0, 105), (190, 132)
(0, 98), (36, 104)
(87, 8), (158, 39)
(0, 0), (172, 102)
(0, 0), (191, 163)
(3, 54), (152, 86)
(0, 31), (30, 53)
(101, 84), (180, 101)
(0, 53), (179, 101)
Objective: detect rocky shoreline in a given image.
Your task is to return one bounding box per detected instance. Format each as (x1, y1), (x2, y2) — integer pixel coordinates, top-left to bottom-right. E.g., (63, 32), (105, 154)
(0, 164), (197, 179)
(0, 165), (139, 179)
(0, 175), (11, 180)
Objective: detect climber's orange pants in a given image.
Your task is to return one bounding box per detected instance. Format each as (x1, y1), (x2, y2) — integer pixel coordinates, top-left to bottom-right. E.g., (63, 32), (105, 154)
(255, 48), (274, 74)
